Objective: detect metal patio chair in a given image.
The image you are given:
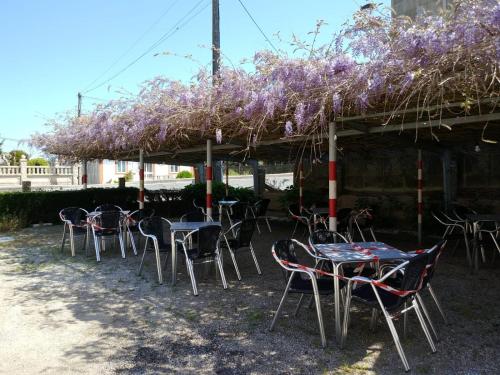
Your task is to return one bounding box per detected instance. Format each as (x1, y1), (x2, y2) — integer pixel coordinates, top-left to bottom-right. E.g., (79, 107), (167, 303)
(351, 208), (376, 241)
(221, 219), (261, 280)
(269, 239), (341, 348)
(126, 208), (155, 256)
(137, 216), (172, 283)
(59, 207), (90, 256)
(175, 224), (227, 296)
(341, 252), (436, 372)
(180, 208), (206, 222)
(288, 204), (312, 237)
(249, 198), (272, 233)
(89, 210), (126, 262)
(432, 211), (472, 265)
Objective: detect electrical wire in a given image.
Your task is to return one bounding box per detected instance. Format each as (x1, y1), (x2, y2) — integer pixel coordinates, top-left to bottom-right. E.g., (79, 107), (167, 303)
(236, 0), (279, 54)
(83, 0), (209, 94)
(82, 0), (180, 93)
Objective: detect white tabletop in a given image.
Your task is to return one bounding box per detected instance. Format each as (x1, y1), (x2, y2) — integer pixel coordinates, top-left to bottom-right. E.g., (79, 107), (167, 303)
(313, 241), (411, 263)
(170, 221), (221, 231)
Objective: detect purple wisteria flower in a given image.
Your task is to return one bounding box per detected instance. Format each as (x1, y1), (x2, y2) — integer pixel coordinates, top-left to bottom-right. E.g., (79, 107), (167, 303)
(284, 121), (293, 136)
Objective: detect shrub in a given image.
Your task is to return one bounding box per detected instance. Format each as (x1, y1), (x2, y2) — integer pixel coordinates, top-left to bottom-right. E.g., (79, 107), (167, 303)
(0, 188), (139, 226)
(27, 157), (49, 166)
(180, 182), (255, 204)
(176, 170), (193, 179)
(279, 186), (318, 209)
(124, 170), (134, 182)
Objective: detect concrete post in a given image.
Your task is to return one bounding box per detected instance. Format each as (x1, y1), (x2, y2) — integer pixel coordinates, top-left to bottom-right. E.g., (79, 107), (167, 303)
(20, 155), (27, 184)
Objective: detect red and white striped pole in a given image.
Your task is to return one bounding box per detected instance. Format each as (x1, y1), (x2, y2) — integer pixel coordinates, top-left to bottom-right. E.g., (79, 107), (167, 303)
(417, 149), (423, 244)
(299, 161), (304, 211)
(82, 160), (88, 189)
(139, 149), (145, 209)
(206, 139), (213, 221)
(329, 121), (337, 232)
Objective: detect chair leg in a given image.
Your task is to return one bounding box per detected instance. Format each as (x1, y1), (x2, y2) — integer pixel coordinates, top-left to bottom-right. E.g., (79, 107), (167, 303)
(294, 294), (305, 317)
(153, 243), (162, 284)
(269, 274), (293, 331)
(249, 243), (262, 275)
(428, 284), (448, 324)
(83, 226), (89, 256)
(94, 234), (101, 262)
(403, 301), (408, 339)
(216, 252), (228, 289)
(118, 232), (126, 259)
(69, 226), (76, 257)
(227, 247), (242, 281)
(186, 259), (198, 296)
(384, 311), (410, 372)
(138, 239), (148, 276)
(255, 218), (261, 234)
(266, 217), (272, 232)
(464, 231), (472, 266)
(370, 228), (377, 241)
(369, 308), (378, 331)
(60, 224), (67, 252)
(311, 281), (326, 348)
(412, 299), (437, 353)
(292, 220), (299, 237)
(128, 228), (138, 256)
(416, 293), (439, 341)
(341, 285), (353, 349)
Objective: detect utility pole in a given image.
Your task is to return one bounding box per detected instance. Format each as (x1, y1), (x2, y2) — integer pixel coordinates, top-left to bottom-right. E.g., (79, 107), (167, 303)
(77, 92), (87, 188)
(77, 92), (82, 117)
(212, 0), (220, 81)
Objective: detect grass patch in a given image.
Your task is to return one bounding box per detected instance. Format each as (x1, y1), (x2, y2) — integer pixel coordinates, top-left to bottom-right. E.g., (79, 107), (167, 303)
(0, 214), (27, 232)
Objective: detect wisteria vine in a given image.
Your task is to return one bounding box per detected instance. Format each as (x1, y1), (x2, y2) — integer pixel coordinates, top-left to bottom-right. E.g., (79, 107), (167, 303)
(32, 0), (500, 160)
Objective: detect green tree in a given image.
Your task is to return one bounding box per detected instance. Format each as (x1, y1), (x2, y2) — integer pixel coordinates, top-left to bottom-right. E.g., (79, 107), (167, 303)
(27, 157), (49, 166)
(9, 150), (29, 166)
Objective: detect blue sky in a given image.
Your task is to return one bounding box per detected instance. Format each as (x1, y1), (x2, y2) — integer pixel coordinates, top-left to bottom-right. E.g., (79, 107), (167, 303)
(0, 0), (389, 154)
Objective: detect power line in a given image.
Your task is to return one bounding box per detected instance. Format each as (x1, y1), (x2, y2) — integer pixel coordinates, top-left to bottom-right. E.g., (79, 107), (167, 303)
(82, 0), (180, 93)
(236, 0), (279, 54)
(83, 0), (210, 94)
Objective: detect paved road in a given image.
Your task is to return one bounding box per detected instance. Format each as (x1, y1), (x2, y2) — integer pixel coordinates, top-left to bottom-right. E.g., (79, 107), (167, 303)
(0, 173), (293, 192)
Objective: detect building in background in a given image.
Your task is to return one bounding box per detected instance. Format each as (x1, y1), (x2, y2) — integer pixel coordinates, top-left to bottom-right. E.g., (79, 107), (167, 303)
(86, 159), (193, 184)
(392, 0), (452, 18)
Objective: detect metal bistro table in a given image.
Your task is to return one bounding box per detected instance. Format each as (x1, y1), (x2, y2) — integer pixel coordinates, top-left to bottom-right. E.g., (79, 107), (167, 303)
(312, 241), (412, 342)
(465, 214), (500, 272)
(216, 200), (238, 225)
(170, 221), (222, 285)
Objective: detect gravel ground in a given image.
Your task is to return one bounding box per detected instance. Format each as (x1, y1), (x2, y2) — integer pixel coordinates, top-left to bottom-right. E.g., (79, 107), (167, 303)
(0, 223), (499, 375)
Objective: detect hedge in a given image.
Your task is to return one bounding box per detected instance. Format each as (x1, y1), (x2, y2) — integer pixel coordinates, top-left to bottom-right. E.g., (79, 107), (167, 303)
(180, 182), (255, 205)
(0, 188), (140, 226)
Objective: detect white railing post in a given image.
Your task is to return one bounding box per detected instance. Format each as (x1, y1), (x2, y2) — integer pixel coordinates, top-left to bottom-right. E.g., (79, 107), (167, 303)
(72, 163), (79, 185)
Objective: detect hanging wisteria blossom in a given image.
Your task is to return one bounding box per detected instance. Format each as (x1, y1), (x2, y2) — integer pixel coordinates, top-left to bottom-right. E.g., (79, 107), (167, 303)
(31, 0), (499, 160)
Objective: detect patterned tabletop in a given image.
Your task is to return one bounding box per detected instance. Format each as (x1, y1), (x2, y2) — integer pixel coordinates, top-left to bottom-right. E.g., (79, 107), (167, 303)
(170, 221), (221, 232)
(313, 241), (411, 263)
(216, 201), (239, 206)
(465, 214), (500, 222)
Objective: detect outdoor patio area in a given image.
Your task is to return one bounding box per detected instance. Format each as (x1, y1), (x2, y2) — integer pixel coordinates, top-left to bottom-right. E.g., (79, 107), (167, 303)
(1, 222), (499, 375)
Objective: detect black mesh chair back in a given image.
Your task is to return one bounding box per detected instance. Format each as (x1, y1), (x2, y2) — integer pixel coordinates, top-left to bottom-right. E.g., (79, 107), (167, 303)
(236, 219), (256, 248)
(354, 210), (374, 229)
(97, 211), (122, 230)
(231, 202), (248, 221)
(399, 253), (429, 294)
(310, 229), (347, 245)
(273, 240), (298, 265)
(452, 204), (475, 220)
(423, 240), (445, 285)
(60, 207), (87, 225)
(130, 208), (155, 222)
(95, 204), (122, 212)
(288, 204), (301, 217)
(195, 225), (221, 258)
(140, 216), (170, 248)
(255, 199), (270, 217)
(183, 209), (205, 222)
(193, 197), (205, 209)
